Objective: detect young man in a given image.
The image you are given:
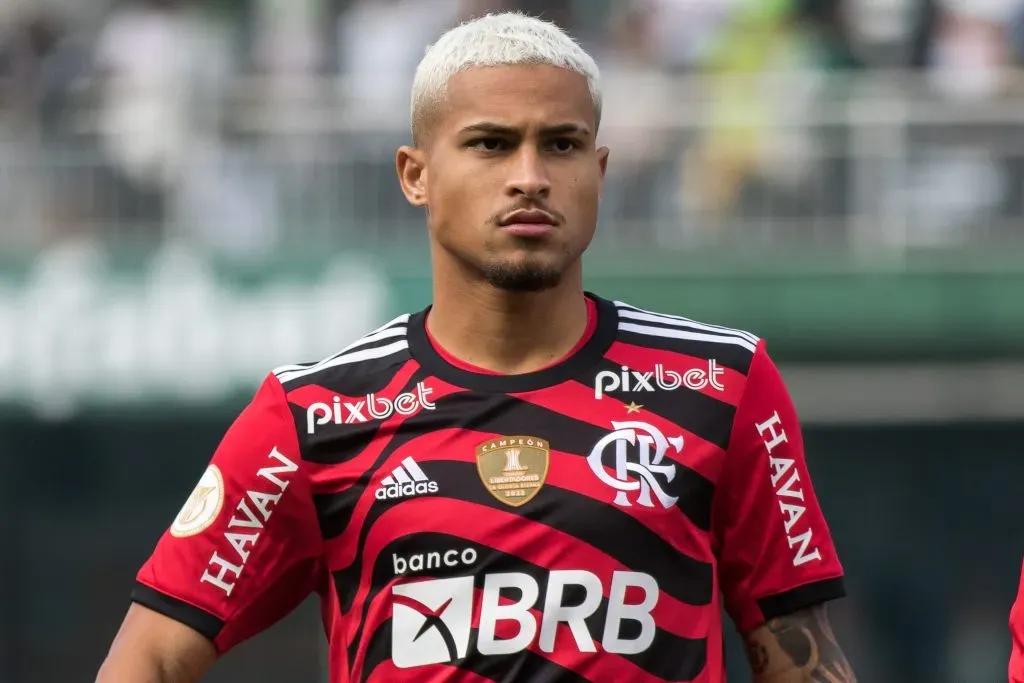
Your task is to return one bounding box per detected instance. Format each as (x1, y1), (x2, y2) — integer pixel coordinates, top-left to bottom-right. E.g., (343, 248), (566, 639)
(96, 12), (855, 683)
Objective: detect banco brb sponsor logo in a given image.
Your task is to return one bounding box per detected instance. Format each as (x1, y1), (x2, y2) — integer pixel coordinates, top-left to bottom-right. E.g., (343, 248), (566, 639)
(391, 570), (659, 668)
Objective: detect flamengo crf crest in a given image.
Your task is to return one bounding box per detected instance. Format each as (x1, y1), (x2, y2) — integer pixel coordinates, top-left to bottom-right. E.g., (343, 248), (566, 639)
(475, 436), (550, 507)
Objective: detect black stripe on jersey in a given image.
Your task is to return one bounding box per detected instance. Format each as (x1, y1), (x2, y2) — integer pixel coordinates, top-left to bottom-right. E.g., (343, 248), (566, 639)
(757, 576), (847, 622)
(361, 620), (594, 683)
(279, 339), (412, 392)
(575, 357), (736, 455)
(130, 583), (224, 643)
(299, 364), (430, 466)
(616, 324), (755, 375)
(314, 389), (715, 542)
(350, 532), (707, 683)
(276, 316), (410, 379)
(332, 459), (713, 615)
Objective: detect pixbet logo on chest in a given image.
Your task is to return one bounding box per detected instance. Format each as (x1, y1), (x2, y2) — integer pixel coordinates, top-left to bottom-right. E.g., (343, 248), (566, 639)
(305, 382), (435, 433)
(594, 360), (724, 400)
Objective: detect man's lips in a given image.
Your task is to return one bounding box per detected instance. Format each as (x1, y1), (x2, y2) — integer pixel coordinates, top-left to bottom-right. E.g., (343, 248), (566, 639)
(500, 209), (557, 226)
(499, 209), (558, 237)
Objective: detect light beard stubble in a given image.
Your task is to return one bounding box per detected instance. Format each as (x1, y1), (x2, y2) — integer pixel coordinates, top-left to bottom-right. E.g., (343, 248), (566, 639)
(480, 259), (563, 292)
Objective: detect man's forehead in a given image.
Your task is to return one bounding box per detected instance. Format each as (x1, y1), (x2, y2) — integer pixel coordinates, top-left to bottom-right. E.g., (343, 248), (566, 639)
(445, 63), (590, 99)
(440, 65), (596, 132)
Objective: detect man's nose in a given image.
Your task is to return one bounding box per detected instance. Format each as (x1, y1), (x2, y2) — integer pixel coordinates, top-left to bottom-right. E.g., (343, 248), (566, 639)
(505, 147), (551, 198)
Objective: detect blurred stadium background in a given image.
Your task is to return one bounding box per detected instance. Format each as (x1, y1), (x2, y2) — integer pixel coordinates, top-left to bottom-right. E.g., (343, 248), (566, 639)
(1, 0), (1023, 681)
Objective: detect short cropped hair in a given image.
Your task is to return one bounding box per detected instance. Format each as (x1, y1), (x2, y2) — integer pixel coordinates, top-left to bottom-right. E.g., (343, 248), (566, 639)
(410, 12), (602, 146)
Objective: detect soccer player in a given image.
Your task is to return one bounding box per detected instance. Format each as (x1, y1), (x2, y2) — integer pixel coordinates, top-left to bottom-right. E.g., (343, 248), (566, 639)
(1012, 560), (1024, 682)
(96, 12), (856, 683)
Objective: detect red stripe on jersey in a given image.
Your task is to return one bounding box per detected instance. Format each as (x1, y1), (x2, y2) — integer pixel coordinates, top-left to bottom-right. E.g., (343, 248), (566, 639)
(604, 340), (745, 407)
(348, 498), (712, 641)
(323, 427), (711, 573)
(296, 374), (468, 491)
(355, 578), (707, 683)
(512, 381), (725, 482)
(366, 661), (497, 683)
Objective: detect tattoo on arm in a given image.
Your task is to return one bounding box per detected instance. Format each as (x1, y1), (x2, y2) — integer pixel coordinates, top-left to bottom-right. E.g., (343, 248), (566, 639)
(743, 605), (856, 683)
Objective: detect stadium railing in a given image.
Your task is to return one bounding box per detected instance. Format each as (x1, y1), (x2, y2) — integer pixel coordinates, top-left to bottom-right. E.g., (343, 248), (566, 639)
(0, 69), (1022, 416)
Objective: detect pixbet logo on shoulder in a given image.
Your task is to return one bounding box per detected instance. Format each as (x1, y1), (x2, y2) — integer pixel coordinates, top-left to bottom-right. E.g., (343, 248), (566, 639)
(306, 382), (435, 433)
(594, 360), (724, 400)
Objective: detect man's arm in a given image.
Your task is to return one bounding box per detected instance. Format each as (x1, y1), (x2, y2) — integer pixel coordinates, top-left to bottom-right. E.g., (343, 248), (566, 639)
(711, 342), (851, 681)
(95, 373), (321, 681)
(96, 604), (217, 683)
(742, 604), (856, 683)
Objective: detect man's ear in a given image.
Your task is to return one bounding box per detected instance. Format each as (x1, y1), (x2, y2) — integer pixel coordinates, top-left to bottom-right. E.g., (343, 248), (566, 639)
(597, 145), (610, 197)
(396, 146), (428, 207)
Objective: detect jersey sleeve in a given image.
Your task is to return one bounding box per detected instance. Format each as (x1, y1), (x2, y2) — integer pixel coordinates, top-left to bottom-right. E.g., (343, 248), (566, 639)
(712, 342), (846, 633)
(131, 373), (322, 654)
(1011, 559), (1024, 683)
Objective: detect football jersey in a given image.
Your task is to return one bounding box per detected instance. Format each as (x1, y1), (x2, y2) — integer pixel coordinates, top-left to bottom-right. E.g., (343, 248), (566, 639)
(1011, 559), (1024, 683)
(132, 294), (846, 682)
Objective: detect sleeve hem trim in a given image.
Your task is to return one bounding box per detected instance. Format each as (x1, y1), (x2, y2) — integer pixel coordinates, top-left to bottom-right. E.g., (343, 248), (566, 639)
(756, 575), (847, 622)
(130, 582), (226, 646)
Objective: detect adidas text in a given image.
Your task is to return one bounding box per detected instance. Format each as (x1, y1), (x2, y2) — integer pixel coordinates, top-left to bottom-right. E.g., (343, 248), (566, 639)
(376, 480), (439, 501)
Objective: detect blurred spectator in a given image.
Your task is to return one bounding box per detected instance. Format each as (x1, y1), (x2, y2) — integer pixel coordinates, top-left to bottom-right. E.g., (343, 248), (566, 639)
(0, 6), (91, 249)
(338, 0), (463, 126)
(0, 8), (80, 130)
(880, 0), (1024, 246)
(595, 2), (681, 238)
(93, 0), (232, 245)
(927, 0), (1023, 100)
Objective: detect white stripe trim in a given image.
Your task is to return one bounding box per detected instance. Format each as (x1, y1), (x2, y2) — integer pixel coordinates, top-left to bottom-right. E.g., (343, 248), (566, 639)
(365, 313), (411, 336)
(614, 301), (760, 346)
(276, 340), (409, 384)
(340, 326), (407, 351)
(391, 466), (413, 485)
(401, 457), (429, 482)
(618, 322), (758, 353)
(617, 308), (759, 347)
(272, 314), (410, 376)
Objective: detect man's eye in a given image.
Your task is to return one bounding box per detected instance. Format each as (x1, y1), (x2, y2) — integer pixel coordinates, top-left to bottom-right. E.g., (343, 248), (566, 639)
(549, 138), (579, 153)
(470, 138), (507, 152)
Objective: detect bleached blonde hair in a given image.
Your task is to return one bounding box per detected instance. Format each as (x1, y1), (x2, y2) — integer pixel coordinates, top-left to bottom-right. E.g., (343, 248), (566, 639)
(410, 12), (602, 145)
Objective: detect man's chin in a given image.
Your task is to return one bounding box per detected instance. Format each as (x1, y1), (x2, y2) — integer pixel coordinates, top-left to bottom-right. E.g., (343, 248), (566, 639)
(480, 261), (563, 292)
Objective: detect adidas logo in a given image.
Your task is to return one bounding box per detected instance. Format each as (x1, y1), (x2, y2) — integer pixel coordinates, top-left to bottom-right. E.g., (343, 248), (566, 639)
(375, 456), (439, 501)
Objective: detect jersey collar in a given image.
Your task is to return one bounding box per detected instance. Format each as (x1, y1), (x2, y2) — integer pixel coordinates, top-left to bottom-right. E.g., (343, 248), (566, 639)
(407, 293), (618, 393)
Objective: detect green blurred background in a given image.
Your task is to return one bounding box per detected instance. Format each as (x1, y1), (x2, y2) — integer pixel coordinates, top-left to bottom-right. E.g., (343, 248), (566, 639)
(1, 0), (1023, 681)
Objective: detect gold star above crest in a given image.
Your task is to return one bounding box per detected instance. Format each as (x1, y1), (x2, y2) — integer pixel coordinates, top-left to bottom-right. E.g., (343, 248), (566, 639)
(624, 401), (643, 414)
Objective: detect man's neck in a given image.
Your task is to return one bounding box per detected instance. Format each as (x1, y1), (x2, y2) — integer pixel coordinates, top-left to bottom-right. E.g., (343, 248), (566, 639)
(427, 269), (589, 376)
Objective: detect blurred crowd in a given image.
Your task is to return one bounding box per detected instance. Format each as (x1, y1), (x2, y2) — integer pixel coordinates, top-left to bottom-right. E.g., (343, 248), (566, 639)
(0, 4), (1022, 683)
(1, 0), (1024, 257)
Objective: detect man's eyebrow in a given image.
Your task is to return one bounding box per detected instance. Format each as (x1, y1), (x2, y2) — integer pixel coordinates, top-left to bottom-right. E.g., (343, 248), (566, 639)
(540, 123), (591, 137)
(458, 122), (591, 137)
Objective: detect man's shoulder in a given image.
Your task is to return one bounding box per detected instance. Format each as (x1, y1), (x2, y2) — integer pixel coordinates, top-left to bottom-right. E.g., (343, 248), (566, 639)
(270, 313), (415, 392)
(609, 298), (762, 374)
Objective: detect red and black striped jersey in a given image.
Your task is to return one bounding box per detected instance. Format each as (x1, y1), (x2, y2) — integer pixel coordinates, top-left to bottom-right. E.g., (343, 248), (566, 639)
(1011, 559), (1024, 683)
(132, 293), (846, 683)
